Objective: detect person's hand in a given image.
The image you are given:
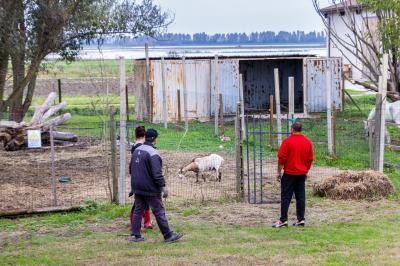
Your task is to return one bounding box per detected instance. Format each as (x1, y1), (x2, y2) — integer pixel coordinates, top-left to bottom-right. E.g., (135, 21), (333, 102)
(162, 187), (169, 199)
(276, 173), (282, 182)
(128, 191), (134, 197)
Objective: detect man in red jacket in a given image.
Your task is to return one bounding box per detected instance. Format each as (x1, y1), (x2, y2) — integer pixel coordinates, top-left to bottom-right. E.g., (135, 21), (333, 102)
(273, 122), (314, 228)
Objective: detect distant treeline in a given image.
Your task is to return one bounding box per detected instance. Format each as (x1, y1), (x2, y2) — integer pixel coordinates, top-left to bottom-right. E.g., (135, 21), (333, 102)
(99, 31), (326, 46)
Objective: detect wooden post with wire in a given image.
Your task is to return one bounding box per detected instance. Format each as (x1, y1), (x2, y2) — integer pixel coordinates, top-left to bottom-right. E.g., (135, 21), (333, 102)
(274, 68), (282, 147)
(235, 102), (244, 201)
(239, 74), (245, 140)
(269, 95), (274, 148)
(57, 79), (62, 104)
(125, 85), (130, 122)
(118, 56), (127, 205)
(214, 55), (219, 136)
(177, 89), (182, 123)
(110, 107), (118, 204)
(219, 93), (224, 136)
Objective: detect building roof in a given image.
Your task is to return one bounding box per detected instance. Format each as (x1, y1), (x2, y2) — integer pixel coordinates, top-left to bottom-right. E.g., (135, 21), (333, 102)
(320, 0), (361, 14)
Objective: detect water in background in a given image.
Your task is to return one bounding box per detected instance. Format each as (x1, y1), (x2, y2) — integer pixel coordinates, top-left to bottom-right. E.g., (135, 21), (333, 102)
(49, 44), (327, 60)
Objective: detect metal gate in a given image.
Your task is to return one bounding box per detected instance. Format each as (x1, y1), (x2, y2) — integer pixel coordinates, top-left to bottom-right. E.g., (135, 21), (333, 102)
(243, 114), (290, 204)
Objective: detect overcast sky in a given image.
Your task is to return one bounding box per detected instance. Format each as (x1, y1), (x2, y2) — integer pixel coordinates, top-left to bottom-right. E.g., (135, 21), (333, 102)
(154, 0), (331, 34)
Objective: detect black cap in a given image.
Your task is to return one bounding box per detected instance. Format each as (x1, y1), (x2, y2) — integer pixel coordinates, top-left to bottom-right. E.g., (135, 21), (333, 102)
(145, 128), (159, 140)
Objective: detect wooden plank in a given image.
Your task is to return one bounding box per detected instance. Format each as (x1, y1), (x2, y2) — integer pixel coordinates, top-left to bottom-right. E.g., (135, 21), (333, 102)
(214, 55), (219, 136)
(269, 95), (274, 148)
(161, 57), (168, 129)
(0, 206), (82, 218)
(119, 56), (127, 205)
(239, 74), (245, 140)
(373, 91), (382, 171)
(182, 57), (189, 130)
(288, 76), (295, 130)
(177, 89), (182, 123)
(274, 68), (282, 146)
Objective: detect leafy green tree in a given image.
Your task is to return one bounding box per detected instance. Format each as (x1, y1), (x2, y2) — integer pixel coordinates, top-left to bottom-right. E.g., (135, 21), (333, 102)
(0, 0), (172, 121)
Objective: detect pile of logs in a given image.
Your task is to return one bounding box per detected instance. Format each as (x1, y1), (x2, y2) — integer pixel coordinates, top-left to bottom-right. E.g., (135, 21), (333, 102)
(0, 93), (77, 151)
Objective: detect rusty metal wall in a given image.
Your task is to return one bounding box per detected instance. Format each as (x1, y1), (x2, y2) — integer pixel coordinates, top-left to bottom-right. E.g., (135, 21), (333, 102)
(210, 59), (240, 115)
(151, 59), (212, 123)
(306, 57), (343, 113)
(133, 60), (148, 121)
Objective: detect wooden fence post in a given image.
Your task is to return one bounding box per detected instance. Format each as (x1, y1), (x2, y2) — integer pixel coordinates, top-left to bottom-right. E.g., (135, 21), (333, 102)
(269, 95), (274, 148)
(161, 57), (168, 129)
(235, 102), (244, 201)
(373, 91), (383, 171)
(182, 56), (189, 131)
(288, 76), (295, 131)
(239, 74), (245, 140)
(378, 54), (389, 172)
(326, 65), (334, 157)
(125, 85), (130, 122)
(57, 79), (62, 104)
(214, 55), (219, 136)
(332, 102), (337, 159)
(119, 56), (127, 205)
(110, 107), (118, 203)
(219, 94), (224, 136)
(177, 89), (182, 123)
(274, 69), (282, 146)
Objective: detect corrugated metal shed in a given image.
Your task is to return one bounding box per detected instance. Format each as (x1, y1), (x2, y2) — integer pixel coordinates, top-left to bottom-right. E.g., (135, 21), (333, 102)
(306, 57), (343, 112)
(133, 55), (343, 123)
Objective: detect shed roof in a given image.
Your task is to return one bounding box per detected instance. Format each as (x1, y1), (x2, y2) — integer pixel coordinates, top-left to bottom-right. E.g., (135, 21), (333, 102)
(320, 0), (361, 14)
(134, 53), (319, 61)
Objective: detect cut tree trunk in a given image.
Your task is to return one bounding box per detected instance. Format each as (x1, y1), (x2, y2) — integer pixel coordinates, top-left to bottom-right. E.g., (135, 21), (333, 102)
(0, 93), (76, 151)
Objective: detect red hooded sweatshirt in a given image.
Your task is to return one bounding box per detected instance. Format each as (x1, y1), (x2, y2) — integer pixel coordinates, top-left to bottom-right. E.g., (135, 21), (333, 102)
(278, 133), (314, 175)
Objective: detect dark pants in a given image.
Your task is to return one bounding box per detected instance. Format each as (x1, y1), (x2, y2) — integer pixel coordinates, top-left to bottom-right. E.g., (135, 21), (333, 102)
(132, 194), (172, 239)
(280, 173), (306, 222)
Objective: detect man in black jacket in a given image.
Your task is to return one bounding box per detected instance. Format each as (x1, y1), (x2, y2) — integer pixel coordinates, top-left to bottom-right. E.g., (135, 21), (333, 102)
(130, 128), (182, 243)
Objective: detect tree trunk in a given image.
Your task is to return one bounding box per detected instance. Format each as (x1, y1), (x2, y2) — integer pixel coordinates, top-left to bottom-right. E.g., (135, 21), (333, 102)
(0, 53), (8, 119)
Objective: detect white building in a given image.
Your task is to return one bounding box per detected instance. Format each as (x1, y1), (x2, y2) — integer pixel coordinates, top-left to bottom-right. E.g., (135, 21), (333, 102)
(321, 0), (378, 81)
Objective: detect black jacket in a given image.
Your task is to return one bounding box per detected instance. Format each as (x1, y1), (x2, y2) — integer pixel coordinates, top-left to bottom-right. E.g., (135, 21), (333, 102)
(130, 142), (165, 196)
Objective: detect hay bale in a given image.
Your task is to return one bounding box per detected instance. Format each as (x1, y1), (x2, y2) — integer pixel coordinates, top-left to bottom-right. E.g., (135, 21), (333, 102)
(313, 170), (395, 200)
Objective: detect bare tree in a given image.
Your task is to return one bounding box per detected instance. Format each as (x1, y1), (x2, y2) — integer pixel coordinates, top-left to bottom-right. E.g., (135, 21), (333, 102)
(313, 0), (400, 101)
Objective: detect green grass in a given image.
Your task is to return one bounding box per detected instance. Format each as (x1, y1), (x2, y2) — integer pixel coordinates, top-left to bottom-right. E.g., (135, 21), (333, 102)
(38, 59), (135, 79)
(1, 202), (399, 265)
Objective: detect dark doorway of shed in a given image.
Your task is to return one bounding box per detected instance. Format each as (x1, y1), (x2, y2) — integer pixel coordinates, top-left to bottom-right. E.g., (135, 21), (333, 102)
(239, 59), (304, 113)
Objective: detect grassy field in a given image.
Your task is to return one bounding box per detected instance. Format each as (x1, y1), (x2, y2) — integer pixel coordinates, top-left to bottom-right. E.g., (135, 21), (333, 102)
(1, 200), (400, 265)
(1, 90), (400, 265)
(38, 59), (135, 79)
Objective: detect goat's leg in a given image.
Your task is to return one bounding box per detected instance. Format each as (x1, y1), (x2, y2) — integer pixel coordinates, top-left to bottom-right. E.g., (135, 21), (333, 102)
(202, 173), (206, 182)
(196, 172), (199, 183)
(218, 171), (222, 182)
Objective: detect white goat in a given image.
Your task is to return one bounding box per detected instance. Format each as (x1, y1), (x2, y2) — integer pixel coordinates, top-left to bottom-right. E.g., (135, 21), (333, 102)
(179, 154), (224, 183)
(364, 100), (400, 144)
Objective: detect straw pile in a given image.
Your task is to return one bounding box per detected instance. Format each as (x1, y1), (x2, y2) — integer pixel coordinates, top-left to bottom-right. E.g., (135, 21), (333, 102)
(313, 171), (395, 200)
